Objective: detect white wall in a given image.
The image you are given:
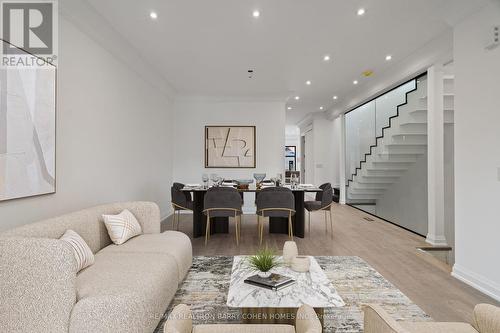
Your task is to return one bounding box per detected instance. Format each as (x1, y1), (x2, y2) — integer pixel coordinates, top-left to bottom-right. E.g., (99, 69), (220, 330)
(444, 124), (455, 263)
(0, 17), (174, 231)
(452, 2), (500, 301)
(297, 113), (342, 188)
(331, 116), (342, 187)
(172, 99), (286, 212)
(312, 113), (336, 187)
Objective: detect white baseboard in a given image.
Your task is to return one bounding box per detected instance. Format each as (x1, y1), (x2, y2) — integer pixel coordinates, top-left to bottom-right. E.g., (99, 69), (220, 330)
(452, 264), (500, 302)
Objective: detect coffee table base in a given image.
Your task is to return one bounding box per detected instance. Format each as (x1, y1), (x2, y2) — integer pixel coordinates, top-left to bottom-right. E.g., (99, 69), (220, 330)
(240, 307), (324, 327)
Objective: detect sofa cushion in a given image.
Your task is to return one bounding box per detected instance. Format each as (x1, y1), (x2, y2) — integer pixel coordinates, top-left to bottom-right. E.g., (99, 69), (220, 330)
(99, 231), (192, 282)
(70, 251), (178, 333)
(102, 209), (142, 245)
(193, 325), (295, 333)
(401, 322), (478, 333)
(472, 304), (500, 333)
(60, 230), (95, 272)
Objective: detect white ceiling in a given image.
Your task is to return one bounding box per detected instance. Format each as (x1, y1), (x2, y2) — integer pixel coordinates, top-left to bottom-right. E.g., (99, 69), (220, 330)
(85, 0), (488, 124)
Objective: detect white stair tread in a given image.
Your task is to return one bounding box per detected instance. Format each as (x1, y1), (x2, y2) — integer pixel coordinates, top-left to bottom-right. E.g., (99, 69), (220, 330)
(351, 185), (390, 190)
(377, 153), (421, 157)
(420, 94), (454, 99)
(409, 108), (454, 113)
(391, 133), (427, 137)
(385, 143), (427, 147)
(366, 169), (408, 172)
(399, 122), (427, 126)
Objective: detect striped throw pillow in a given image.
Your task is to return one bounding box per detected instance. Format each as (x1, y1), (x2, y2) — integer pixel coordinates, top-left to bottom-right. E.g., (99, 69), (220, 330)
(102, 209), (142, 245)
(60, 229), (95, 272)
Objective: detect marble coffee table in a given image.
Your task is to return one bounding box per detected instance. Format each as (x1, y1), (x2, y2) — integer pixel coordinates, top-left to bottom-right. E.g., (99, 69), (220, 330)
(227, 256), (345, 325)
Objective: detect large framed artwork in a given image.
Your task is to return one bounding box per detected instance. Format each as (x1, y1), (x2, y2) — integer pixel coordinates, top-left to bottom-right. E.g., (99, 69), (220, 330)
(0, 40), (57, 202)
(205, 126), (256, 168)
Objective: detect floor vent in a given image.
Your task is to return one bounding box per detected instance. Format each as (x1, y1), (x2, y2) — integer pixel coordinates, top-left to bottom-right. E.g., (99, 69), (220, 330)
(363, 217), (375, 222)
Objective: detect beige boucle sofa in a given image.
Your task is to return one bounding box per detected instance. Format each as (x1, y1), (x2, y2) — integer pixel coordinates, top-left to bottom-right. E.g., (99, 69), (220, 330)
(363, 303), (500, 333)
(0, 201), (192, 333)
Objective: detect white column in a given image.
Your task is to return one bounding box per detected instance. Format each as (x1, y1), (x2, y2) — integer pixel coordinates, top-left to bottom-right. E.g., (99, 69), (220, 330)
(339, 114), (347, 204)
(427, 66), (448, 245)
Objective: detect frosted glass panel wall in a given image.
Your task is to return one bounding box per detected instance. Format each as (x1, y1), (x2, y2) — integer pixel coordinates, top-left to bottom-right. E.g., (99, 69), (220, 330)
(344, 75), (428, 237)
(345, 80), (416, 181)
(374, 81), (416, 137)
(345, 101), (376, 180)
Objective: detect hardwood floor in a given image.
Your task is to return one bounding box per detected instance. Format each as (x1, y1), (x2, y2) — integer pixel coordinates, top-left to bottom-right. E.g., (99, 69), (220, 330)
(162, 203), (499, 323)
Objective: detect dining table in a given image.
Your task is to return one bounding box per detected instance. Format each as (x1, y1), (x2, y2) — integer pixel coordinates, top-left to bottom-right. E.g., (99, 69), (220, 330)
(181, 185), (322, 239)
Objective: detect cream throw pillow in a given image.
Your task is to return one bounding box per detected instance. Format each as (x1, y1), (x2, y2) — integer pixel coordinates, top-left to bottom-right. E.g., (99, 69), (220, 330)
(102, 209), (142, 245)
(60, 229), (95, 272)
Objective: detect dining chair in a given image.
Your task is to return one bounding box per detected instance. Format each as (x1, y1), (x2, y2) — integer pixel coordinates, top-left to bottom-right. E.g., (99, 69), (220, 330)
(203, 187), (243, 246)
(171, 182), (194, 230)
(255, 187), (295, 245)
(304, 183), (334, 237)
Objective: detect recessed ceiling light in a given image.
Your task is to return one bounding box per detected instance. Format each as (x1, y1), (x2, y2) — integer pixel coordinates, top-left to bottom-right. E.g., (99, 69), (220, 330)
(319, 106), (324, 110)
(357, 8), (365, 16)
(306, 80), (312, 85)
(150, 11), (158, 19)
(353, 80), (358, 85)
(252, 10), (260, 18)
(287, 106), (292, 110)
(323, 55), (331, 61)
(294, 96), (300, 100)
(385, 55), (392, 61)
(333, 95), (338, 100)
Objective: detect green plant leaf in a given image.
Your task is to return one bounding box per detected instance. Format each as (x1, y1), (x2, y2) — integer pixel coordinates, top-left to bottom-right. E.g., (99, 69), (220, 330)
(247, 247), (280, 272)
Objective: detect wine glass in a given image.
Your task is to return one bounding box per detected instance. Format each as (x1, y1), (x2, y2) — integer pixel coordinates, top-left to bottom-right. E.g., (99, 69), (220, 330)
(271, 177), (277, 186)
(202, 174), (209, 188)
(210, 173), (218, 186)
(253, 173), (266, 188)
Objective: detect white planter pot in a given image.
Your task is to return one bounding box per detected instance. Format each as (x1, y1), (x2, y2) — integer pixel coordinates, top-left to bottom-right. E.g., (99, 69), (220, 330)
(258, 271), (272, 278)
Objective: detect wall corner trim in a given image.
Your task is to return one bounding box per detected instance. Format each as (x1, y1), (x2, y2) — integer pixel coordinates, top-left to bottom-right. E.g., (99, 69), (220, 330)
(452, 264), (500, 302)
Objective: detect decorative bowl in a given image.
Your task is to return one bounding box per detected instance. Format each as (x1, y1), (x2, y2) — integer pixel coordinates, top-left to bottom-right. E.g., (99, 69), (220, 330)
(291, 256), (310, 273)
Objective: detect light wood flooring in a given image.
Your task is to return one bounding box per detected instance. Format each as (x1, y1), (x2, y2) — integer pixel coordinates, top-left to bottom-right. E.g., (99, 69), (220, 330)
(162, 203), (499, 323)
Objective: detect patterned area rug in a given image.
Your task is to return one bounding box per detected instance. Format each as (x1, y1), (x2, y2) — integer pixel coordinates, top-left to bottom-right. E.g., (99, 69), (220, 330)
(154, 256), (430, 332)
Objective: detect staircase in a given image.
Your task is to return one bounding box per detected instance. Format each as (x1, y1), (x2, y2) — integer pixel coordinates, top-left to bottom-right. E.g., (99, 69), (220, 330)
(347, 75), (454, 201)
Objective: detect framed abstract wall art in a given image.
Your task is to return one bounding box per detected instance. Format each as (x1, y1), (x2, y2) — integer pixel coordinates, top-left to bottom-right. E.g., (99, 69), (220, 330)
(205, 126), (256, 168)
(0, 39), (57, 202)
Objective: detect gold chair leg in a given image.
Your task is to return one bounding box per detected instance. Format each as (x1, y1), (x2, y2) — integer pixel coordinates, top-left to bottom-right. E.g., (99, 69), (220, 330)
(288, 213), (294, 240)
(205, 214), (210, 246)
(235, 214), (239, 246)
(330, 208), (334, 238)
(257, 215), (260, 241)
(308, 211), (311, 235)
(172, 209), (176, 230)
(235, 218), (239, 246)
(259, 215), (264, 246)
(324, 210), (328, 232)
(176, 211), (180, 230)
(239, 215), (242, 240)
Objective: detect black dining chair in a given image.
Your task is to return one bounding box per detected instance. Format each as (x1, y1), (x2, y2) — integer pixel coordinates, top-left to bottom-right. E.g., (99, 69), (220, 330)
(256, 187), (295, 245)
(171, 182), (194, 230)
(203, 187), (243, 246)
(304, 183), (334, 236)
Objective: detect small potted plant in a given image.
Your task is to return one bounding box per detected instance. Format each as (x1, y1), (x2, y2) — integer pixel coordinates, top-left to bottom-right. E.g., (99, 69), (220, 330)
(248, 247), (279, 278)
